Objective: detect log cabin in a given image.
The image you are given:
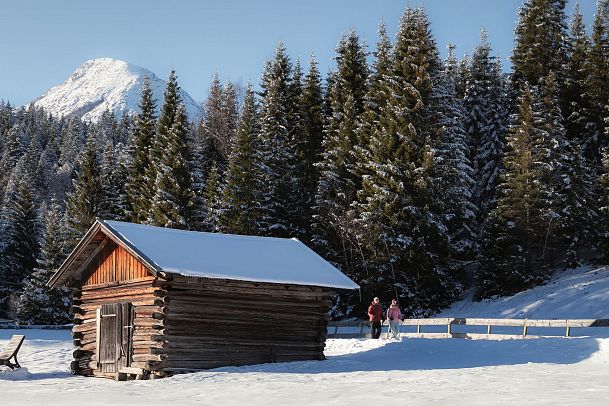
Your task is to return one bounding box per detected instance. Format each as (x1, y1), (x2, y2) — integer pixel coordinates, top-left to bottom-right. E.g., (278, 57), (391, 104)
(47, 220), (358, 380)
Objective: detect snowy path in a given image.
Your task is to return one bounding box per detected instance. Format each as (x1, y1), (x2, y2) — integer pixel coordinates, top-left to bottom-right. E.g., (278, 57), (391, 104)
(1, 329), (609, 405)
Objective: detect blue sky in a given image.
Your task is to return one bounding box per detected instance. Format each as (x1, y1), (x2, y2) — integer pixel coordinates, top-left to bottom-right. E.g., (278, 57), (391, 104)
(0, 0), (596, 106)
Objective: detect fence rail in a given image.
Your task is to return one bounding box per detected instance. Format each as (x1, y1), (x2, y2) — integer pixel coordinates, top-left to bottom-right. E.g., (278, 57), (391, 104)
(327, 318), (609, 340)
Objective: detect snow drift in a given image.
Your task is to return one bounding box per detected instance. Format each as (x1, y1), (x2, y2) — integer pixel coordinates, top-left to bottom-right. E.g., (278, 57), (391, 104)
(439, 265), (609, 319)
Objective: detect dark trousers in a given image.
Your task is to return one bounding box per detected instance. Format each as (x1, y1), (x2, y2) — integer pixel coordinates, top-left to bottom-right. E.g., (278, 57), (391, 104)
(370, 321), (382, 339)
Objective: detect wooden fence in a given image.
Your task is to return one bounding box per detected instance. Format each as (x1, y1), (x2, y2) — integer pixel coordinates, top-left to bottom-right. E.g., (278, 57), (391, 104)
(327, 318), (609, 340)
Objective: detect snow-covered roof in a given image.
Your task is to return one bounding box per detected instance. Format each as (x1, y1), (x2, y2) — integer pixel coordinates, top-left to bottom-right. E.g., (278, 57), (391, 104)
(100, 220), (358, 290)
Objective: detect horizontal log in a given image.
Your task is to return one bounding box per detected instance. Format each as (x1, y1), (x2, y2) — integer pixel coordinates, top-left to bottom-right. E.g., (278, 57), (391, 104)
(166, 305), (328, 320)
(162, 338), (325, 349)
(73, 323), (97, 334)
(169, 292), (330, 307)
(169, 288), (329, 302)
(80, 287), (162, 300)
(170, 275), (330, 293)
(80, 276), (158, 291)
(133, 319), (164, 328)
(132, 353), (165, 362)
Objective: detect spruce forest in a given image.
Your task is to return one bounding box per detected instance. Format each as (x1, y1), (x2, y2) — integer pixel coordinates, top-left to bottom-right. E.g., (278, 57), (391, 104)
(1, 0), (609, 324)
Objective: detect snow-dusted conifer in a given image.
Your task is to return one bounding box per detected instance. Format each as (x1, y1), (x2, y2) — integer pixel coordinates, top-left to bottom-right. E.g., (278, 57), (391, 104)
(65, 139), (103, 248)
(586, 0), (609, 156)
(355, 8), (454, 315)
(312, 31), (368, 273)
(478, 83), (553, 298)
(464, 32), (509, 220)
(512, 0), (568, 87)
(431, 58), (477, 261)
(17, 199), (71, 325)
(149, 102), (196, 229)
(257, 43), (299, 238)
(292, 56), (325, 242)
(200, 75), (238, 176)
(0, 160), (40, 318)
(219, 84), (263, 235)
(202, 160), (221, 232)
(126, 76), (157, 222)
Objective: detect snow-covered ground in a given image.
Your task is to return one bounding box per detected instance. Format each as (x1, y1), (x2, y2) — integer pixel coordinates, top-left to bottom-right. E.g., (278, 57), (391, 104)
(1, 329), (608, 405)
(440, 265), (609, 319)
(2, 265), (609, 405)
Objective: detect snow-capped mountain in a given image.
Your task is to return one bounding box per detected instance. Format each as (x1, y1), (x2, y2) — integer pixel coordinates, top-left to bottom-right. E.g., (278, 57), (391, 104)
(32, 58), (202, 122)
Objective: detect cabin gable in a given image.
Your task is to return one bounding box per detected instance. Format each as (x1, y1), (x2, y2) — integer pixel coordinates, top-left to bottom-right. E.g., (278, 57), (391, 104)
(82, 243), (152, 287)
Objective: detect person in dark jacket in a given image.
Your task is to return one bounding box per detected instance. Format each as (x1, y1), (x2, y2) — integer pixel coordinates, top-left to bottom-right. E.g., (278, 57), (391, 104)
(367, 297), (384, 339)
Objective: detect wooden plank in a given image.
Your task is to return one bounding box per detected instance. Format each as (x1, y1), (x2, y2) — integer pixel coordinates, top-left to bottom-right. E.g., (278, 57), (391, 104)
(77, 238), (109, 286)
(95, 308), (101, 365)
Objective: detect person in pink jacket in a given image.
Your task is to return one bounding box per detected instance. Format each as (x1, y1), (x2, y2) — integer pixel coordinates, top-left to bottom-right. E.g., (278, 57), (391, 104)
(386, 299), (402, 339)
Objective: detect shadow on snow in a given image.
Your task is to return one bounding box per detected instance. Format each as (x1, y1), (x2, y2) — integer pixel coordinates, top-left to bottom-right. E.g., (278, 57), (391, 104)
(183, 337), (601, 377)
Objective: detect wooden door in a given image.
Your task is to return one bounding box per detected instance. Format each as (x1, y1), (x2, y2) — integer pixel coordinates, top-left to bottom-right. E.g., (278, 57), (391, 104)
(98, 303), (133, 373)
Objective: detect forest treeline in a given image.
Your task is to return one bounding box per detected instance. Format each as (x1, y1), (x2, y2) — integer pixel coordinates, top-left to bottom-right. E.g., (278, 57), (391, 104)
(1, 0), (609, 323)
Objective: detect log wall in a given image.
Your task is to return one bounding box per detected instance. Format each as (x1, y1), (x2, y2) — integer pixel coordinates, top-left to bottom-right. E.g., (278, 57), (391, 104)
(71, 278), (167, 378)
(157, 276), (333, 373)
(71, 251), (334, 379)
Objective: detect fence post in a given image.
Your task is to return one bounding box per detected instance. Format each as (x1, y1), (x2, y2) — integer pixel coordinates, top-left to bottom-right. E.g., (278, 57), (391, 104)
(565, 321), (571, 337)
(487, 325), (492, 335)
(417, 324), (421, 334)
(447, 319), (452, 334)
(523, 321), (528, 337)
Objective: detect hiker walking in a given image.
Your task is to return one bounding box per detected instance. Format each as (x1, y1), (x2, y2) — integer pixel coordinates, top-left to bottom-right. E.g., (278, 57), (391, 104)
(368, 297), (384, 339)
(386, 299), (402, 339)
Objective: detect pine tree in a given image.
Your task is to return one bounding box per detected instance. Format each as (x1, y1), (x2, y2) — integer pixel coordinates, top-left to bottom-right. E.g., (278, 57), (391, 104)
(16, 199), (71, 325)
(296, 56), (324, 239)
(512, 0), (568, 87)
(59, 116), (85, 167)
(149, 101), (196, 229)
(478, 83), (553, 298)
(146, 68), (181, 196)
(200, 75), (238, 176)
(431, 60), (477, 261)
(0, 124), (25, 195)
(65, 140), (103, 248)
(537, 72), (577, 266)
(202, 160), (221, 232)
(257, 43), (299, 237)
(99, 141), (129, 220)
(354, 7), (454, 315)
(465, 32), (509, 220)
(126, 77), (157, 222)
(313, 31), (369, 273)
(355, 22), (392, 188)
(564, 3), (592, 145)
(219, 84), (263, 235)
(0, 160), (40, 318)
(587, 0), (609, 155)
(186, 122), (207, 231)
